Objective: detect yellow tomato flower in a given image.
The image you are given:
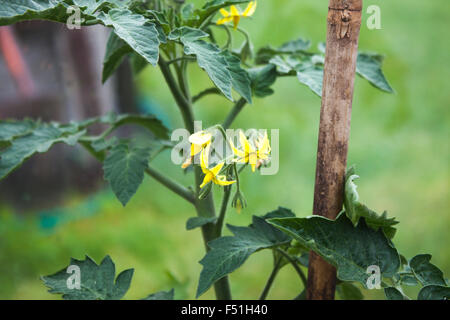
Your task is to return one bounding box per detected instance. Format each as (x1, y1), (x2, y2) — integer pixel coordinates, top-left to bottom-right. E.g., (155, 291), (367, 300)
(199, 145), (236, 188)
(181, 131), (212, 169)
(217, 1), (257, 30)
(230, 130), (270, 172)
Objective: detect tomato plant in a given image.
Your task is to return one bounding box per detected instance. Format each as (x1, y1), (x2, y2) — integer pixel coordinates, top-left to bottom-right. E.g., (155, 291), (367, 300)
(0, 0), (448, 300)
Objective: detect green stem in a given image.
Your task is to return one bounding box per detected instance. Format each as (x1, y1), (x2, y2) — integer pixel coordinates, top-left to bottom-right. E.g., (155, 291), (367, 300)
(276, 248), (308, 288)
(259, 257), (283, 300)
(222, 98), (247, 129)
(215, 184), (232, 237)
(158, 56), (194, 132)
(192, 87), (221, 103)
(293, 289), (307, 300)
(160, 53), (232, 300)
(167, 56), (196, 65)
(145, 167), (195, 204)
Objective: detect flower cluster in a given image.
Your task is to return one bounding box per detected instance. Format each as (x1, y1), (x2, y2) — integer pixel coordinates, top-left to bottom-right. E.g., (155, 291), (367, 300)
(182, 128), (271, 190)
(217, 1), (257, 30)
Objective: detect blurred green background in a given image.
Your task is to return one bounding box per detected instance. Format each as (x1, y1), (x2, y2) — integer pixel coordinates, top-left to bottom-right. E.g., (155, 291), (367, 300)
(0, 0), (449, 299)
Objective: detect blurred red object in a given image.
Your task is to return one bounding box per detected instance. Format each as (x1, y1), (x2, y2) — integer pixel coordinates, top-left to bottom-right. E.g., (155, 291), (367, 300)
(0, 26), (35, 97)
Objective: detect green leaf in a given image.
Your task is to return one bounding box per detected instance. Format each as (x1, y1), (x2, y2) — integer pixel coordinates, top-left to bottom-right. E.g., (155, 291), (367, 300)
(255, 38), (311, 64)
(168, 26), (209, 42)
(409, 254), (447, 287)
(268, 213), (400, 288)
(0, 119), (35, 141)
(171, 30), (233, 101)
(221, 51), (252, 103)
(344, 171), (399, 238)
(336, 282), (364, 300)
(0, 0), (72, 26)
(41, 255), (134, 300)
(100, 112), (170, 140)
(296, 64), (323, 97)
(0, 123), (85, 180)
(196, 208), (293, 297)
(418, 285), (450, 300)
(203, 0), (250, 10)
(248, 64), (277, 98)
(384, 287), (406, 300)
(102, 31), (132, 83)
(142, 289), (175, 300)
(186, 217), (218, 231)
(98, 9), (161, 67)
(103, 142), (150, 206)
(356, 53), (394, 93)
(91, 137), (118, 152)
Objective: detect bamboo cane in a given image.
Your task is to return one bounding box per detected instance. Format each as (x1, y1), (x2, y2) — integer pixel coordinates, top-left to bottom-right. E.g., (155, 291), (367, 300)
(307, 0), (363, 300)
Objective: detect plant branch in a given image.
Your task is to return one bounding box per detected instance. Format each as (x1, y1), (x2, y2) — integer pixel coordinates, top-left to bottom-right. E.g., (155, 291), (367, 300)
(222, 98), (247, 129)
(145, 166), (195, 204)
(158, 56), (194, 132)
(259, 256), (283, 300)
(276, 248), (307, 288)
(215, 184), (232, 237)
(192, 87), (221, 103)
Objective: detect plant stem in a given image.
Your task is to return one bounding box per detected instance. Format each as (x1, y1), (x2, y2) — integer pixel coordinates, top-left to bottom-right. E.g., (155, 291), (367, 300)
(276, 248), (307, 288)
(160, 53), (232, 300)
(145, 166), (195, 204)
(222, 98), (247, 129)
(215, 184), (232, 237)
(167, 56), (195, 65)
(259, 257), (283, 300)
(293, 289), (307, 300)
(192, 87), (221, 103)
(158, 56), (194, 132)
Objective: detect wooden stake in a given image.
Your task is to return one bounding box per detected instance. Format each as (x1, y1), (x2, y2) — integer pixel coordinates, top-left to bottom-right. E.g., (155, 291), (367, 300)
(307, 0), (363, 300)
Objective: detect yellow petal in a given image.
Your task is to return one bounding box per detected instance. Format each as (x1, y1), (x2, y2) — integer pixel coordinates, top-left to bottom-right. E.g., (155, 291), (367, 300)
(239, 131), (254, 154)
(229, 138), (245, 158)
(219, 8), (230, 17)
(230, 5), (240, 16)
(191, 143), (202, 156)
(200, 145), (210, 172)
(214, 175), (236, 186)
(189, 131), (212, 146)
(243, 1), (257, 17)
(217, 16), (233, 25)
(200, 173), (213, 188)
(210, 162), (225, 176)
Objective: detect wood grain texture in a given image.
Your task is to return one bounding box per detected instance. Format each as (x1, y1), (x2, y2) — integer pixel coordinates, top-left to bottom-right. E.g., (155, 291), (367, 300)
(307, 0), (363, 300)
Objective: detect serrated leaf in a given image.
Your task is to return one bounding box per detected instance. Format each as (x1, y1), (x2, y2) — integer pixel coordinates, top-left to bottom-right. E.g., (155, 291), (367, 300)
(196, 208), (293, 297)
(337, 282), (364, 300)
(255, 38), (311, 64)
(168, 26), (209, 42)
(344, 171), (399, 238)
(418, 285), (450, 300)
(102, 31), (132, 83)
(0, 123), (85, 180)
(268, 213), (400, 288)
(173, 34), (233, 101)
(356, 53), (394, 93)
(91, 136), (118, 152)
(384, 287), (406, 300)
(248, 64), (277, 98)
(221, 51), (252, 103)
(296, 65), (323, 97)
(100, 113), (170, 140)
(103, 143), (150, 206)
(0, 120), (35, 141)
(0, 0), (73, 26)
(98, 9), (160, 66)
(186, 217), (218, 230)
(142, 289), (175, 300)
(409, 254), (447, 287)
(41, 255), (134, 300)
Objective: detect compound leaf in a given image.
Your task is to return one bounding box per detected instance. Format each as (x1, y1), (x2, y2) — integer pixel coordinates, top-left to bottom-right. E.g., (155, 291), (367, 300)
(196, 207), (294, 297)
(41, 255), (134, 300)
(103, 142), (151, 206)
(268, 213), (400, 288)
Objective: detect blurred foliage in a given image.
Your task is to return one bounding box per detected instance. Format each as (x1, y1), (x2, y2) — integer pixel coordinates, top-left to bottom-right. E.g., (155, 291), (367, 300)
(0, 0), (449, 299)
